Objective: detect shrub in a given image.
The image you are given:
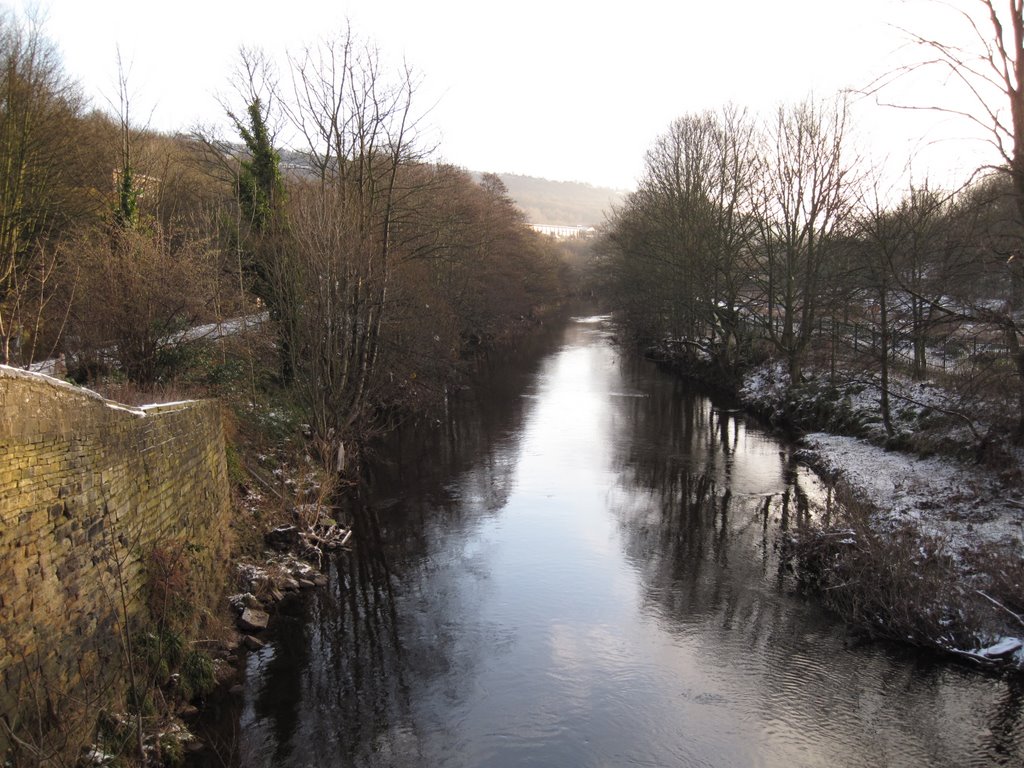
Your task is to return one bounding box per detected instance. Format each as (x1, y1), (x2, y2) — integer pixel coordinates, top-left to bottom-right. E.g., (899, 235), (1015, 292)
(785, 490), (1012, 657)
(178, 650), (215, 702)
(63, 224), (222, 384)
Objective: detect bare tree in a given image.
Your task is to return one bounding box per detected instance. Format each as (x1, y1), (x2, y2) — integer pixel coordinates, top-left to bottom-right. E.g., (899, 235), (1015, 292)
(702, 105), (761, 365)
(753, 96), (855, 383)
(878, 1), (1024, 439)
(601, 106), (759, 370)
(887, 183), (956, 379)
(0, 11), (86, 365)
(283, 26), (418, 470)
(222, 47), (300, 384)
(854, 181), (913, 435)
(66, 224), (220, 384)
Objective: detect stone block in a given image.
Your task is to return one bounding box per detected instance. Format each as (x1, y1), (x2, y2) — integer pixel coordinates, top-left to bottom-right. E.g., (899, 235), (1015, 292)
(237, 608), (270, 632)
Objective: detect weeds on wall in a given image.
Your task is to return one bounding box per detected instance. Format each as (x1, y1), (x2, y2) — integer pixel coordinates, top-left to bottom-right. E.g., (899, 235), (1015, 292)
(0, 495), (226, 766)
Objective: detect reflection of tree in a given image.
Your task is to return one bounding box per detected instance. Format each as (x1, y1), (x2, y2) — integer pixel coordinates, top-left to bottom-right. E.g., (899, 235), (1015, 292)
(249, 599), (311, 763)
(609, 352), (820, 606)
(294, 499), (412, 765)
(608, 350), (835, 669)
(983, 676), (1024, 763)
(226, 322), (565, 767)
(607, 351), (1024, 768)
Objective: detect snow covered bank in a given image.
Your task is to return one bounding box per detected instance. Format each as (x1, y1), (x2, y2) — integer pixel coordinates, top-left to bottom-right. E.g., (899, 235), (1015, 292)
(799, 432), (1024, 555)
(739, 361), (1024, 669)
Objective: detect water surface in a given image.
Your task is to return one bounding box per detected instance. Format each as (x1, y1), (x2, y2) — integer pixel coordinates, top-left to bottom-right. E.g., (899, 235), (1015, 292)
(197, 315), (1023, 767)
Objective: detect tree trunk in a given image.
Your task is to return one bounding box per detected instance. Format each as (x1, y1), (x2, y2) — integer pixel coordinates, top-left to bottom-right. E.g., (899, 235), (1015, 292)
(1007, 326), (1024, 444)
(879, 287), (893, 436)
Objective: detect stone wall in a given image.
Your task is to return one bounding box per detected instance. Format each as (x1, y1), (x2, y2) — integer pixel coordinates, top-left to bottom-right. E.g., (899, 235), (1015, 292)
(0, 365), (232, 752)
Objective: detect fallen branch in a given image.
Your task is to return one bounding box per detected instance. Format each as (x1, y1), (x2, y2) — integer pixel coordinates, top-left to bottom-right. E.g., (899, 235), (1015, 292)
(246, 465), (284, 501)
(946, 646), (998, 666)
(976, 589), (1024, 628)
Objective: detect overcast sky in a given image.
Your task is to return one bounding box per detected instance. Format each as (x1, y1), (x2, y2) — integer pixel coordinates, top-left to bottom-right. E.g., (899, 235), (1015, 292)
(8, 0), (1002, 191)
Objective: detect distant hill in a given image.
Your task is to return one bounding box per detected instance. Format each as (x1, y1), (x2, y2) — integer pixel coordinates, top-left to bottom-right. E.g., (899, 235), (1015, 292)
(476, 172), (628, 227)
(275, 151), (627, 227)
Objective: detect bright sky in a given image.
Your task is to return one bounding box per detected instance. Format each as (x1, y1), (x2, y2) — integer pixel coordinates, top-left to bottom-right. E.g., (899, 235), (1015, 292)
(8, 0), (1005, 191)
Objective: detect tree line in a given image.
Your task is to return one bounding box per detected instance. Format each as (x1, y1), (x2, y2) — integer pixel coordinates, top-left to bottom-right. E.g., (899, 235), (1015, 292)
(0, 15), (570, 467)
(598, 2), (1024, 443)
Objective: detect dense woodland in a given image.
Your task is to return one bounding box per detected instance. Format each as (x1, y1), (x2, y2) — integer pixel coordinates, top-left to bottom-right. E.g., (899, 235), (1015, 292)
(598, 3), (1024, 446)
(0, 18), (572, 468)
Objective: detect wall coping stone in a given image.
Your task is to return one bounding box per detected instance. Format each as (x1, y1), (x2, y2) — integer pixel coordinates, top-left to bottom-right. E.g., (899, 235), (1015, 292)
(0, 364), (198, 416)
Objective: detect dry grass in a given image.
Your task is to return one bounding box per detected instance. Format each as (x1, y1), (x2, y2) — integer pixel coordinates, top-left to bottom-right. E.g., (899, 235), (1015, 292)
(89, 378), (208, 407)
(787, 488), (1022, 665)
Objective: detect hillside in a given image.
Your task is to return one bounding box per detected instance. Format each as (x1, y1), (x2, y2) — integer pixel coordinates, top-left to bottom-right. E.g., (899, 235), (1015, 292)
(277, 152), (626, 227)
(477, 172), (628, 227)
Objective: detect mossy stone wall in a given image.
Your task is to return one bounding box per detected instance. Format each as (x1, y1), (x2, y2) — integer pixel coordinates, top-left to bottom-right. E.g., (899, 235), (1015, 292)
(0, 366), (232, 754)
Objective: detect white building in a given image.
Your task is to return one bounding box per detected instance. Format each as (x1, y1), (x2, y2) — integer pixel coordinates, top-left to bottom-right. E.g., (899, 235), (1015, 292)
(529, 224), (597, 239)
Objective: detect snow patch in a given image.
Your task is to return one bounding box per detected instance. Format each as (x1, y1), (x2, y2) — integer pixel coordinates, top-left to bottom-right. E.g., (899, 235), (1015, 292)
(800, 432), (1023, 554)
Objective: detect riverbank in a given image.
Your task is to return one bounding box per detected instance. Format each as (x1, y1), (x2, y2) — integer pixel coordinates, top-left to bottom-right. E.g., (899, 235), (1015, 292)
(654, 350), (1024, 670)
(6, 308), (563, 767)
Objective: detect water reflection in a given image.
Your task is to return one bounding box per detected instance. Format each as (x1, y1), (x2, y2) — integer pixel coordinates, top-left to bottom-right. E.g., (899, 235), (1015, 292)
(607, 348), (829, 612)
(193, 316), (1023, 768)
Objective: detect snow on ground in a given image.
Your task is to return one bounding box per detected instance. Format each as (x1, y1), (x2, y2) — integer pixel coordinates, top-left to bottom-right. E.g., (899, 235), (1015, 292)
(22, 311), (269, 377)
(740, 359), (1024, 556)
(741, 358), (1011, 448)
(740, 360), (790, 415)
(741, 359), (1024, 663)
(168, 311), (268, 344)
(799, 432), (1024, 555)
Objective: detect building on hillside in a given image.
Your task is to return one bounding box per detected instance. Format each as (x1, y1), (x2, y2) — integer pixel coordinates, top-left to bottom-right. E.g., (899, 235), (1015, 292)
(529, 223), (597, 239)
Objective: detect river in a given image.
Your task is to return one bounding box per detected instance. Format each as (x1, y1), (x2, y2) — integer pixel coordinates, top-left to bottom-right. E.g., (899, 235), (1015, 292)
(193, 314), (1024, 767)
